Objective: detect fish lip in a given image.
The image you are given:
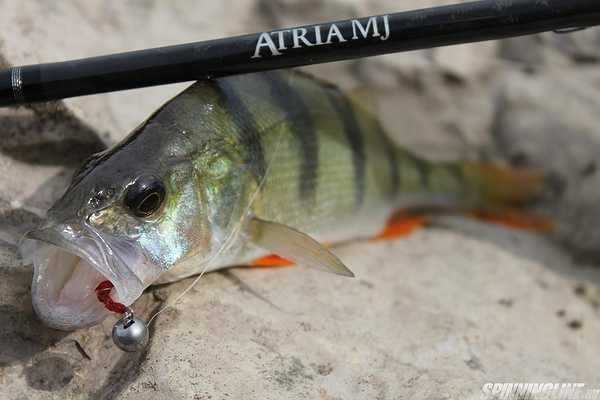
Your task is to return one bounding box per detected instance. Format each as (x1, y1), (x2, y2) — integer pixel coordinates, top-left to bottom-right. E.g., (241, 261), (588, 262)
(24, 222), (146, 311)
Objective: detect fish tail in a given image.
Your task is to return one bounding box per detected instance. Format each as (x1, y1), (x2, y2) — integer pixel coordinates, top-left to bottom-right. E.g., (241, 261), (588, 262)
(453, 162), (554, 232)
(391, 149), (546, 211)
(459, 163), (545, 207)
(387, 152), (552, 233)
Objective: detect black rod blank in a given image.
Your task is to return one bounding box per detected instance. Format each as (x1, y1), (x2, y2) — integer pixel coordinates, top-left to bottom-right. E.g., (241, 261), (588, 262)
(1, 0), (599, 106)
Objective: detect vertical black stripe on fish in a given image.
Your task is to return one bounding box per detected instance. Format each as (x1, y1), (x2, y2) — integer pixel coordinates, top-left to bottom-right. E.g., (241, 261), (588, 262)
(403, 150), (431, 189)
(263, 71), (318, 203)
(374, 122), (399, 197)
(415, 157), (432, 188)
(325, 87), (366, 206)
(214, 79), (266, 182)
(446, 162), (466, 195)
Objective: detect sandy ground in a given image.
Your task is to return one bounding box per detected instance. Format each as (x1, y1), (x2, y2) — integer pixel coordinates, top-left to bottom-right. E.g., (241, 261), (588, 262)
(1, 1), (600, 399)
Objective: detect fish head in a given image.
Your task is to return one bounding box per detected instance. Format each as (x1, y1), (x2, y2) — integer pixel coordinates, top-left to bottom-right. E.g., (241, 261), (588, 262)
(23, 114), (233, 330)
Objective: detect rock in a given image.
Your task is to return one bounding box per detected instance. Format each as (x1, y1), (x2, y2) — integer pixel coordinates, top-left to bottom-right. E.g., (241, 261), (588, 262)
(115, 228), (600, 399)
(500, 35), (546, 66)
(0, 0), (259, 144)
(433, 42), (500, 80)
(499, 35), (570, 69)
(492, 68), (600, 257)
(550, 28), (600, 64)
(500, 29), (600, 69)
(0, 103), (105, 269)
(5, 226), (600, 399)
(1, 1), (600, 399)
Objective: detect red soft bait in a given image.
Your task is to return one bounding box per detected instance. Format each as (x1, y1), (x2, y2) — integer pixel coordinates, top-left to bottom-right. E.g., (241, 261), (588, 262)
(95, 280), (126, 314)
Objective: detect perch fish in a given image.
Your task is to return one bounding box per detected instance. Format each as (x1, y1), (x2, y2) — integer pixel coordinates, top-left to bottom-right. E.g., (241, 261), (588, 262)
(24, 70), (544, 330)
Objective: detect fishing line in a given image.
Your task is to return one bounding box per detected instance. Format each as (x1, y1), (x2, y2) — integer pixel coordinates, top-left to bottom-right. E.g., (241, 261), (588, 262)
(146, 123), (286, 326)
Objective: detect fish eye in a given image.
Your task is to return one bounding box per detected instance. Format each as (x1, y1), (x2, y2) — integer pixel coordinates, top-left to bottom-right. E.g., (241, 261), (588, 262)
(125, 175), (166, 218)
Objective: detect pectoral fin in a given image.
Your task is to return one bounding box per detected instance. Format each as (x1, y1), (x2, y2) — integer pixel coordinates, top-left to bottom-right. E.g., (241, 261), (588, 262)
(246, 217), (354, 277)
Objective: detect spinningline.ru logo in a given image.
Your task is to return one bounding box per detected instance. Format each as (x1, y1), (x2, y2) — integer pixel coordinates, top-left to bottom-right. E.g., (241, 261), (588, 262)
(481, 383), (600, 400)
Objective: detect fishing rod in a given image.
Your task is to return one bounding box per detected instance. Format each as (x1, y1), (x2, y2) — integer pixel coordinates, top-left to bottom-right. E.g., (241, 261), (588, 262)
(0, 0), (599, 107)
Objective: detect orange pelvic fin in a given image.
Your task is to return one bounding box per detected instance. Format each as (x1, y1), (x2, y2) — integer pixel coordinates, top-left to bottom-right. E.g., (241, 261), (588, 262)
(471, 210), (555, 233)
(372, 212), (427, 241)
(250, 254), (295, 268)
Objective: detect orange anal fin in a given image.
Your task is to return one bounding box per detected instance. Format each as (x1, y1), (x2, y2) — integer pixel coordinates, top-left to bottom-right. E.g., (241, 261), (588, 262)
(372, 213), (427, 241)
(471, 210), (555, 233)
(249, 254), (295, 268)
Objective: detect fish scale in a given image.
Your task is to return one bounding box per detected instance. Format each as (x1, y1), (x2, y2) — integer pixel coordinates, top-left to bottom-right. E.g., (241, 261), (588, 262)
(226, 71), (404, 245)
(159, 70), (540, 275)
(26, 69), (546, 330)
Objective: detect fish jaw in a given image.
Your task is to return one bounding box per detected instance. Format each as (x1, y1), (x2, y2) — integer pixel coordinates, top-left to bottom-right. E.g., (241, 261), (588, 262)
(23, 223), (163, 331)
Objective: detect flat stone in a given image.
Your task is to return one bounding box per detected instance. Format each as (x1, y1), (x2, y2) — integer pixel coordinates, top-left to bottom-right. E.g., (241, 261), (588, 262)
(1, 1), (600, 399)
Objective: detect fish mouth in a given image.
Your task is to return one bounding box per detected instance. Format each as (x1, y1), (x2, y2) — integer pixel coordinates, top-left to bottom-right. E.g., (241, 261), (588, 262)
(22, 223), (160, 331)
